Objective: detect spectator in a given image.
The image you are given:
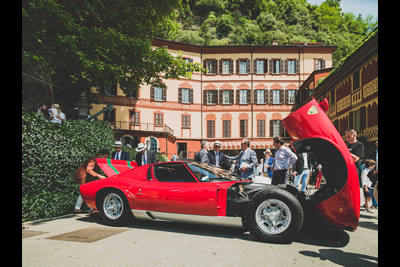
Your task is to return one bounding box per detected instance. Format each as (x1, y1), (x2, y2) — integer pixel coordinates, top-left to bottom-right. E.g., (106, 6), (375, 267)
(261, 149), (274, 178)
(208, 140), (228, 169)
(230, 139), (258, 179)
(171, 153), (178, 161)
(112, 141), (130, 161)
(361, 159), (376, 213)
(195, 140), (209, 163)
(345, 129), (364, 185)
(293, 152), (312, 194)
(49, 104), (62, 124)
(135, 143), (157, 166)
(271, 136), (298, 185)
(58, 105), (67, 123)
(73, 149), (110, 213)
(37, 104), (49, 120)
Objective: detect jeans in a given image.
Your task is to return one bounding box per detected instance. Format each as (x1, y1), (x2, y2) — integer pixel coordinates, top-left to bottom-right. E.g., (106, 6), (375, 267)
(294, 169), (310, 192)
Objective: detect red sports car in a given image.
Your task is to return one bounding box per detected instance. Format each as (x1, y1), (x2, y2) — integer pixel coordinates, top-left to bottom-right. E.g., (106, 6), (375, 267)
(80, 98), (360, 243)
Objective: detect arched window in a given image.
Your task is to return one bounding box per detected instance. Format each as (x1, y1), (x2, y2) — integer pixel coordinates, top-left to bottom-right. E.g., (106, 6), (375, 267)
(121, 135), (134, 148)
(145, 136), (158, 152)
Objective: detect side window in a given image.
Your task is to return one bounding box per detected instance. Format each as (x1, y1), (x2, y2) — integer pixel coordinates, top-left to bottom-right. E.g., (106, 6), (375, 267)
(153, 163), (197, 182)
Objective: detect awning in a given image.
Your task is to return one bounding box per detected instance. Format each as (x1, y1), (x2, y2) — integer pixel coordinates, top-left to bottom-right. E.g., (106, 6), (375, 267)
(207, 140), (274, 150)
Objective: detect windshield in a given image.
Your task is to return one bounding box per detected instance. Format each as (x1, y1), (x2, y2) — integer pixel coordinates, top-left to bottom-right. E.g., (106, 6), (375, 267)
(185, 162), (239, 182)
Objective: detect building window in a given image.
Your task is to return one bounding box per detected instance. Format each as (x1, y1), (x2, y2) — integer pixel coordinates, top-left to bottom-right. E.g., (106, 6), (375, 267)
(315, 59), (325, 70)
(271, 120), (281, 137)
(272, 90), (281, 104)
(145, 137), (158, 153)
(207, 120), (215, 138)
(182, 115), (190, 128)
(257, 90), (265, 104)
(288, 59), (296, 74)
(182, 88), (190, 103)
(287, 90), (296, 104)
(155, 113), (163, 125)
(240, 120), (248, 138)
(240, 90), (247, 104)
(205, 60), (216, 74)
(272, 59), (281, 74)
(353, 70), (360, 91)
(154, 87), (163, 101)
(223, 120), (231, 138)
(256, 60), (265, 74)
(207, 90), (216, 105)
(222, 60), (230, 74)
(222, 90), (231, 104)
(130, 111), (140, 124)
(104, 81), (117, 96)
(257, 120), (265, 137)
(239, 60), (247, 74)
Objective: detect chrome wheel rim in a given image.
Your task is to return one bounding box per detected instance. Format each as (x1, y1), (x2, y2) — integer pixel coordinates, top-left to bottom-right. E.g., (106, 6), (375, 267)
(255, 199), (292, 235)
(103, 193), (124, 220)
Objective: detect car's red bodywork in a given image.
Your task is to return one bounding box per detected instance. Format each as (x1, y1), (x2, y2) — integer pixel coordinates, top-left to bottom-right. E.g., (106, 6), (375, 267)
(283, 98), (360, 230)
(80, 97), (360, 235)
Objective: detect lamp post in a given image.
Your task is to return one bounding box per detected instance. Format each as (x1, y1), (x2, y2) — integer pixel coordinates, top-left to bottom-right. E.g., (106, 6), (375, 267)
(76, 91), (92, 120)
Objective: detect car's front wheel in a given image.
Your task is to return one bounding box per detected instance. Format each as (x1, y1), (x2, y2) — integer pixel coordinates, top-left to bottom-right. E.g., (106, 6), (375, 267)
(98, 189), (133, 226)
(247, 188), (304, 243)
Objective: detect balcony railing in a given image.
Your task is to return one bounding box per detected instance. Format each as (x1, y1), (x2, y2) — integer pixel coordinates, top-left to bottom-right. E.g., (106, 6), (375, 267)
(108, 121), (174, 136)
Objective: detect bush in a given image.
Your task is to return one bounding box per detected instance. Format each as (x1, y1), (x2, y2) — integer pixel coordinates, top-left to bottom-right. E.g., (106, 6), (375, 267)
(22, 112), (115, 221)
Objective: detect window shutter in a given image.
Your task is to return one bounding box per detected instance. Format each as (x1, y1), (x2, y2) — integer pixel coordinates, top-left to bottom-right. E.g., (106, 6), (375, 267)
(203, 60), (206, 69)
(150, 86), (154, 101)
(284, 60), (288, 74)
(247, 90), (250, 104)
(203, 90), (207, 105)
(253, 60), (257, 74)
(264, 89), (268, 104)
(247, 59), (251, 74)
(269, 59), (273, 73)
(190, 58), (193, 63)
(264, 58), (268, 73)
(296, 59), (300, 74)
(236, 90), (240, 104)
(219, 60), (222, 75)
(236, 60), (239, 74)
(254, 90), (258, 104)
(230, 60), (234, 74)
(280, 89), (284, 104)
(284, 90), (288, 104)
(269, 90), (273, 104)
(162, 88), (167, 102)
(213, 60), (217, 74)
(213, 90), (218, 104)
(270, 120), (274, 137)
(219, 90), (223, 105)
(280, 59), (283, 74)
(229, 90), (233, 104)
(189, 89), (193, 104)
(322, 60), (326, 69)
(178, 88), (182, 103)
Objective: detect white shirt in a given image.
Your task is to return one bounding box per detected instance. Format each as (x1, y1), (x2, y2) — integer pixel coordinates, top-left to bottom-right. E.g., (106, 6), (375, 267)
(361, 168), (373, 188)
(273, 146), (298, 170)
(142, 152), (147, 165)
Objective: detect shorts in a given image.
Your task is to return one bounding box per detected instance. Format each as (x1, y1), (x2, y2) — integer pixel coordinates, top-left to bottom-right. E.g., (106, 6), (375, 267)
(364, 188), (373, 198)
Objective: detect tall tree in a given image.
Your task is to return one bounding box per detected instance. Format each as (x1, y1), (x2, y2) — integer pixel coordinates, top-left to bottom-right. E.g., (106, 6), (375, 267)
(22, 0), (203, 111)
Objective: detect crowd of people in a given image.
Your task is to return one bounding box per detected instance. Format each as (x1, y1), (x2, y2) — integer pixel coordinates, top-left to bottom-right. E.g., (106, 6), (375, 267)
(37, 103), (67, 124)
(72, 128), (378, 215)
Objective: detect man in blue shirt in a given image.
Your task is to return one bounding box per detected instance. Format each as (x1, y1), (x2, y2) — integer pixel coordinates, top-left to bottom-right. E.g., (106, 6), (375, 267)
(271, 136), (298, 185)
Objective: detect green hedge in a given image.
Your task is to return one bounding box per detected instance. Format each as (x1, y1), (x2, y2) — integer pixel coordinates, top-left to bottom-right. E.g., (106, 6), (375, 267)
(22, 113), (115, 221)
(22, 112), (170, 222)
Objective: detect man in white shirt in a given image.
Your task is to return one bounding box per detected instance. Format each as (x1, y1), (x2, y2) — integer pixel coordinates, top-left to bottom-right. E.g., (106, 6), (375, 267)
(271, 136), (298, 185)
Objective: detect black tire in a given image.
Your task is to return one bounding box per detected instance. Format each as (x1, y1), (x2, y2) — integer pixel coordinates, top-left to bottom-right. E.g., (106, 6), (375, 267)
(246, 188), (304, 243)
(98, 189), (134, 226)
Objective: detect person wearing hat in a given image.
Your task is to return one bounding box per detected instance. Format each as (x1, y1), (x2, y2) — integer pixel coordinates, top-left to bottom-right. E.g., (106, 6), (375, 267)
(111, 141), (130, 161)
(135, 142), (157, 166)
(261, 149), (275, 178)
(207, 141), (229, 169)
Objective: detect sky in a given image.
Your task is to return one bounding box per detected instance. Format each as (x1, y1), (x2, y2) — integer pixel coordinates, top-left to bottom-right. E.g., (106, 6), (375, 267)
(307, 0), (378, 20)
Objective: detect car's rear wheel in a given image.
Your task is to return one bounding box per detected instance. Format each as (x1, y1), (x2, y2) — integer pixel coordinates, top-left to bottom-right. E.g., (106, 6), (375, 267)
(247, 188), (303, 243)
(98, 189), (133, 226)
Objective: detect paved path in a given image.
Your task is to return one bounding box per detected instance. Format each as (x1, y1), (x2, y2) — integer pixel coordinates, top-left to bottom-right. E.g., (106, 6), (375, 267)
(22, 189), (378, 266)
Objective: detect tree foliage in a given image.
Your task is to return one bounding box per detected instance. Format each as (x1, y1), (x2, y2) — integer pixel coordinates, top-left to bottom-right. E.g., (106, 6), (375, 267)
(175, 0), (378, 66)
(22, 0), (204, 111)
